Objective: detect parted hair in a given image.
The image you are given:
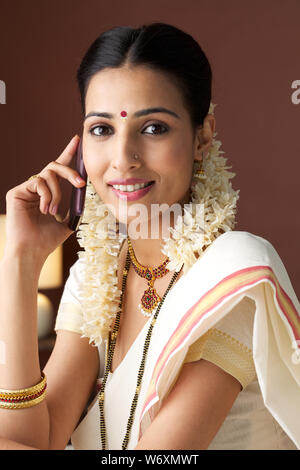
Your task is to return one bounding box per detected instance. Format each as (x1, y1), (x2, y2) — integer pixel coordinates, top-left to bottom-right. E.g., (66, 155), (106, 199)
(76, 22), (212, 135)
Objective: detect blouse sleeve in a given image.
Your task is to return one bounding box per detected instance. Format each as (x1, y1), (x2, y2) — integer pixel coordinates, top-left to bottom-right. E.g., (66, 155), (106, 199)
(184, 295), (257, 390)
(54, 257), (85, 336)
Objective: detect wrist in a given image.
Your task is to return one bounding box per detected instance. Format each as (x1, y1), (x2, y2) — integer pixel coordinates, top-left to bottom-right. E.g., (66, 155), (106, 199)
(1, 248), (44, 280)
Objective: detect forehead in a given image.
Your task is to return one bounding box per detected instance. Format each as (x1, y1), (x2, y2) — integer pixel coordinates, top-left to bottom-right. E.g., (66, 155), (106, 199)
(85, 65), (185, 113)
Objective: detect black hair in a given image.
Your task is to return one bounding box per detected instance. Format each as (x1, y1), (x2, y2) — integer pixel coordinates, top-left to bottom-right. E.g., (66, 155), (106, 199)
(76, 22), (212, 135)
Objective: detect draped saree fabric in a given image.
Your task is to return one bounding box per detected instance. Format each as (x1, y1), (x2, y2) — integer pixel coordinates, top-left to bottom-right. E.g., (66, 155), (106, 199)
(55, 231), (300, 449)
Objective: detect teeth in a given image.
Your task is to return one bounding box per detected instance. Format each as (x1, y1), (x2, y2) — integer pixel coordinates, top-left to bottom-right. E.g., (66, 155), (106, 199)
(112, 182), (150, 192)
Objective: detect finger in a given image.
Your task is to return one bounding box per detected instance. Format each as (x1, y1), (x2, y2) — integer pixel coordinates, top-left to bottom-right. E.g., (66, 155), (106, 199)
(42, 160), (86, 188)
(56, 134), (81, 165)
(62, 208), (70, 224)
(36, 169), (62, 215)
(27, 176), (52, 214)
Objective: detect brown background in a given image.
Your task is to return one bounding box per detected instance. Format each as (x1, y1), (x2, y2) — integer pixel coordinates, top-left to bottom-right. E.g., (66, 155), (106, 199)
(0, 0), (299, 328)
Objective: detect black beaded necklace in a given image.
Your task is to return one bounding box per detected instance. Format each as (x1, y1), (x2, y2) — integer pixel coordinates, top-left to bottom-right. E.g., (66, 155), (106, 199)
(98, 248), (182, 450)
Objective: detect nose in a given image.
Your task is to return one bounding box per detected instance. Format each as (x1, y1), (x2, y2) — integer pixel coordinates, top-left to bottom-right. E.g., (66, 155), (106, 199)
(111, 154), (141, 173)
(111, 136), (142, 173)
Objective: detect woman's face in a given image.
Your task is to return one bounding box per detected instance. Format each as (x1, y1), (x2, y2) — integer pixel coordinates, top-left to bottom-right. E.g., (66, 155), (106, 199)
(83, 65), (212, 231)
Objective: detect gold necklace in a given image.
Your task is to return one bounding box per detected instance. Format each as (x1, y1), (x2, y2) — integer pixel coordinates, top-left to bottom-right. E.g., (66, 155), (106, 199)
(127, 236), (170, 317)
(98, 249), (182, 450)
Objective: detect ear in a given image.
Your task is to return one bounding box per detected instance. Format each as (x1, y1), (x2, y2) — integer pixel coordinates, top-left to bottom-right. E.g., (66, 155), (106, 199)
(193, 114), (216, 162)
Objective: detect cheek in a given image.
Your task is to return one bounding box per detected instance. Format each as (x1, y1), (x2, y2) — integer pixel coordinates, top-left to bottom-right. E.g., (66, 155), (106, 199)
(158, 143), (193, 185)
(83, 148), (107, 179)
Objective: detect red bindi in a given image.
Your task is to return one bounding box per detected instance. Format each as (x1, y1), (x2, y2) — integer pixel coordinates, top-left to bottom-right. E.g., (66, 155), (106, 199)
(120, 110), (127, 117)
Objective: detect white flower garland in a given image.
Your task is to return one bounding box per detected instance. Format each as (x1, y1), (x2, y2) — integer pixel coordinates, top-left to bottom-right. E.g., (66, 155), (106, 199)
(75, 102), (240, 347)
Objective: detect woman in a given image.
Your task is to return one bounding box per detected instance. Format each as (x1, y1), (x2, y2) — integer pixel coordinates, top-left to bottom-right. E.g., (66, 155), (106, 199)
(0, 23), (299, 450)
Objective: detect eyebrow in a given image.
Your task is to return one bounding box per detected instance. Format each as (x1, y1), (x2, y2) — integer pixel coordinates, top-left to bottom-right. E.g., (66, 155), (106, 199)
(83, 107), (180, 121)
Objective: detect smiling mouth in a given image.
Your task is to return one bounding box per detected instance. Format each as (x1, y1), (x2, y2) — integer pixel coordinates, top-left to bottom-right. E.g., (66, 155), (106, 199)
(108, 181), (155, 193)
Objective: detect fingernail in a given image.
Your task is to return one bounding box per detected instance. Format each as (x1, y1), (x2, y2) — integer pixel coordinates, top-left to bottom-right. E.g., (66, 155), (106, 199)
(50, 205), (58, 215)
(76, 177), (85, 184)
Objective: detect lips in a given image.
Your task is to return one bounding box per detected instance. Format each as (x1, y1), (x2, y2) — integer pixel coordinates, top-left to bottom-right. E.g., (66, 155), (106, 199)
(107, 178), (153, 185)
(110, 181), (155, 201)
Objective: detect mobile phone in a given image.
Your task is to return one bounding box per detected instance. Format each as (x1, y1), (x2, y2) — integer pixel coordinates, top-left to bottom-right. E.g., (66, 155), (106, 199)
(67, 137), (87, 231)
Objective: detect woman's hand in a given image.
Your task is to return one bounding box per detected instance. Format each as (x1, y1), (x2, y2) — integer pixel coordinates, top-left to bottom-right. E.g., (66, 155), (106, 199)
(4, 135), (86, 265)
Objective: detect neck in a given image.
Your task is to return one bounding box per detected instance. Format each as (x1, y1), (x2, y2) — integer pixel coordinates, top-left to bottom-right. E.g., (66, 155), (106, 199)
(126, 208), (181, 268)
(127, 236), (166, 268)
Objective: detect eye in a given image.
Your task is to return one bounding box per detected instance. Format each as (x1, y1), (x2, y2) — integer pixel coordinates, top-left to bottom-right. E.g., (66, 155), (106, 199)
(88, 122), (169, 137)
(143, 123), (168, 135)
(89, 125), (113, 137)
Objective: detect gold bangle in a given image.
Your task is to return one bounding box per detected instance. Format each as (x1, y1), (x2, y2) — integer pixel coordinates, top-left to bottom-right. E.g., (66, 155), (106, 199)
(0, 391), (46, 409)
(0, 382), (47, 401)
(0, 372), (46, 398)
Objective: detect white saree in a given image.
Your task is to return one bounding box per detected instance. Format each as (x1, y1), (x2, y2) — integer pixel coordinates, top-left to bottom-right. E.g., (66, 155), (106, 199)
(54, 231), (300, 450)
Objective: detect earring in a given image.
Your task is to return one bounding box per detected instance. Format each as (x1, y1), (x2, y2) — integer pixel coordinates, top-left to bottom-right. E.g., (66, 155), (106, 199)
(194, 151), (206, 178)
(133, 154), (139, 160)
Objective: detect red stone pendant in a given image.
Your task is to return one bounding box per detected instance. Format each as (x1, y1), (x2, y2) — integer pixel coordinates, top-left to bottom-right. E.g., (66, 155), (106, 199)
(139, 287), (161, 317)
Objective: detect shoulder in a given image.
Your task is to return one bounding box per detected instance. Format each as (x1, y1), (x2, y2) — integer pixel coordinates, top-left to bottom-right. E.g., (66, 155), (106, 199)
(68, 253), (86, 278)
(57, 254), (86, 307)
(65, 254), (86, 287)
(186, 229), (288, 305)
(199, 230), (294, 300)
(214, 230), (275, 252)
(207, 230), (280, 265)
